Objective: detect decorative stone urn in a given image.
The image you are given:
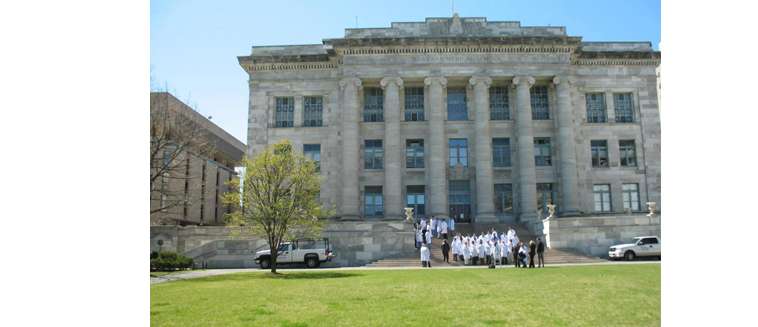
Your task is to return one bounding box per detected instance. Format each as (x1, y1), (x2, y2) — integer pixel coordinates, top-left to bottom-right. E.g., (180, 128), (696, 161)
(404, 207), (414, 223)
(546, 204), (556, 220)
(646, 202), (657, 217)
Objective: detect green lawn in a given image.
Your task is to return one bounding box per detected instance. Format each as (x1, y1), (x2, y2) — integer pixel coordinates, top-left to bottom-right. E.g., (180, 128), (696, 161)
(151, 264), (660, 327)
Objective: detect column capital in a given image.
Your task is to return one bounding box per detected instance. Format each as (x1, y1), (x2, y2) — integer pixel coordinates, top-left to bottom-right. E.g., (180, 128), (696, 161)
(380, 77), (404, 90)
(552, 75), (575, 86)
(339, 77), (362, 91)
(468, 76), (492, 88)
(424, 76), (448, 88)
(512, 76), (535, 87)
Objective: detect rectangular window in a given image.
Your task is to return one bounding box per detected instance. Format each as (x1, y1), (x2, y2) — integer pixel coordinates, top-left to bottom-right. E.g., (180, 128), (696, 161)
(448, 138), (468, 168)
(303, 96), (323, 127)
(586, 93), (607, 123)
(363, 88), (383, 122)
(404, 87), (425, 121)
(447, 88), (468, 120)
(406, 185), (425, 217)
(405, 139), (425, 169)
(492, 138), (511, 167)
(274, 97), (294, 127)
(537, 183), (556, 212)
(530, 86), (550, 120)
(364, 140), (383, 170)
(614, 93), (634, 123)
(591, 140), (609, 168)
(304, 144), (321, 172)
(593, 184), (612, 212)
(490, 87), (510, 120)
(534, 137), (552, 166)
(448, 180), (471, 222)
(364, 186), (383, 217)
(494, 183), (513, 214)
(619, 140), (638, 167)
(622, 183), (641, 211)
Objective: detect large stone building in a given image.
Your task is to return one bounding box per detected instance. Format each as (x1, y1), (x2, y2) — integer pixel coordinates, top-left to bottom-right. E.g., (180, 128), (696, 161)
(237, 15), (660, 232)
(150, 92), (245, 226)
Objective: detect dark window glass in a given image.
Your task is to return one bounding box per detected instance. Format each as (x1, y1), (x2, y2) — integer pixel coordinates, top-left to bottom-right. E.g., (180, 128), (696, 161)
(614, 93), (634, 123)
(593, 184), (612, 212)
(406, 185), (425, 217)
(586, 93), (607, 123)
(536, 183), (556, 212)
(619, 140), (637, 167)
(492, 138), (511, 167)
(448, 138), (468, 167)
(448, 180), (471, 222)
(447, 88), (468, 120)
(591, 140), (609, 168)
(364, 186), (383, 217)
(363, 88), (384, 122)
(304, 144), (321, 172)
(405, 139), (424, 168)
(275, 97), (294, 127)
(490, 87), (510, 120)
(494, 183), (513, 214)
(303, 96), (323, 127)
(623, 183), (640, 211)
(364, 140), (383, 170)
(534, 137), (552, 166)
(404, 87), (424, 121)
(530, 86), (550, 120)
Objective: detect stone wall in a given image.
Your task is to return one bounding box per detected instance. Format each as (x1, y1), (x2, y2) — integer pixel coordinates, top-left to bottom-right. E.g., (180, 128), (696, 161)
(150, 221), (416, 268)
(543, 214), (660, 257)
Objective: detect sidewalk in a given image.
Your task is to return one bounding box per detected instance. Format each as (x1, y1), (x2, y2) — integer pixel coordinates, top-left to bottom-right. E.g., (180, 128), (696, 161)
(150, 260), (660, 284)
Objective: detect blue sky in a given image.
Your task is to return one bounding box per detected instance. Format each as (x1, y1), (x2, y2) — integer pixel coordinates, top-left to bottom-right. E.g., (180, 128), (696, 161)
(151, 0), (660, 143)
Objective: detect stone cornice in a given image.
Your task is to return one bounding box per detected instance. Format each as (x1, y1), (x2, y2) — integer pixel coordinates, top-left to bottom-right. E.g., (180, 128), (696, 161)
(334, 44), (577, 56)
(239, 61), (339, 72)
(325, 36), (582, 48)
(572, 58), (660, 66)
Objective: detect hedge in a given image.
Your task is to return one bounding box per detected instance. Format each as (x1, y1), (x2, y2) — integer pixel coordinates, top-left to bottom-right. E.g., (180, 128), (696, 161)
(150, 251), (194, 271)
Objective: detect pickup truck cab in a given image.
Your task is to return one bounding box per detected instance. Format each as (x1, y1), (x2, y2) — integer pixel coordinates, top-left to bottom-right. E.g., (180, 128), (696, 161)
(254, 238), (334, 269)
(609, 236), (661, 261)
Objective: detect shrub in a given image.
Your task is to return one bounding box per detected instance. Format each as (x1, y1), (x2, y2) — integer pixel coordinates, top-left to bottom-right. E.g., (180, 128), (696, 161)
(150, 251), (159, 259)
(150, 251), (194, 271)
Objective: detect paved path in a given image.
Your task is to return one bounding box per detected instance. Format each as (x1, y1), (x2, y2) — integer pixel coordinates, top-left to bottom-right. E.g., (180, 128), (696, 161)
(150, 260), (660, 285)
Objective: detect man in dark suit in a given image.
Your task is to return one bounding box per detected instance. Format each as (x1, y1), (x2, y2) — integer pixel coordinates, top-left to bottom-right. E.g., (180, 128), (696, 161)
(537, 238), (545, 268)
(528, 240), (537, 268)
(441, 239), (450, 263)
(512, 241), (520, 268)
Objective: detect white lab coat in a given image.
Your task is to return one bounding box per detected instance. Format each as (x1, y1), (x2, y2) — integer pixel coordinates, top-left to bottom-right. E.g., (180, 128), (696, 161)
(440, 221), (448, 235)
(420, 246), (430, 261)
(425, 231), (432, 245)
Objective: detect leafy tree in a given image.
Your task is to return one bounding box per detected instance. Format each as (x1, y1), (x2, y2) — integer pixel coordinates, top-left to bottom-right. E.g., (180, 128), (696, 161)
(223, 140), (329, 273)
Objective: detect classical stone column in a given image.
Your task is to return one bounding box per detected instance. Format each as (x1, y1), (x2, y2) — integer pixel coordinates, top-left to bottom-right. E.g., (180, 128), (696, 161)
(424, 77), (448, 217)
(380, 77), (403, 219)
(469, 76), (496, 222)
(339, 77), (362, 219)
(513, 76), (538, 223)
(553, 76), (580, 215)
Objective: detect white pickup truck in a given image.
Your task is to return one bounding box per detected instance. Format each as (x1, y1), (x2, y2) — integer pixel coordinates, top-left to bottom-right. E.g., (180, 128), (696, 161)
(608, 236), (661, 261)
(254, 238), (334, 269)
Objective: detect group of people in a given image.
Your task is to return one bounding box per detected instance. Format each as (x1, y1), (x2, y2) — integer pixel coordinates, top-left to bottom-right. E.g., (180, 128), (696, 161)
(415, 219), (546, 269)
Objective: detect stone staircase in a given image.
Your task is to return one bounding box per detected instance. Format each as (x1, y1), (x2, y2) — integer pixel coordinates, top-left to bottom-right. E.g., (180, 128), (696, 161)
(364, 222), (604, 268)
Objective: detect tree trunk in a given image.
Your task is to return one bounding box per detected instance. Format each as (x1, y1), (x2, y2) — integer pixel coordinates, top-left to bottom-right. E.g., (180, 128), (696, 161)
(270, 245), (277, 274)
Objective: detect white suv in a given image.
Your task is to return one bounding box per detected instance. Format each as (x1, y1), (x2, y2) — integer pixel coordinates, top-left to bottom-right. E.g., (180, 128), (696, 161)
(254, 238), (334, 269)
(608, 236), (661, 261)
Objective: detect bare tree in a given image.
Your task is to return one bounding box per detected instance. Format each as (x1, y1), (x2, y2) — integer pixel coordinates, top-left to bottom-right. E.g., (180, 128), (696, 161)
(150, 91), (215, 225)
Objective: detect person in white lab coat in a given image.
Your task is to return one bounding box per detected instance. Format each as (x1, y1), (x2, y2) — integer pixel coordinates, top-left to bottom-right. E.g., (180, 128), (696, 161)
(492, 240), (501, 266)
(462, 240), (471, 265)
(519, 242), (529, 268)
(500, 240), (509, 265)
(420, 245), (431, 268)
(439, 219), (448, 240)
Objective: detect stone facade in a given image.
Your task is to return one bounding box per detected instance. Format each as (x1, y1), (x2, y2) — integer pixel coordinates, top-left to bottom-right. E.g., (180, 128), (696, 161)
(543, 214), (661, 257)
(237, 15), (661, 230)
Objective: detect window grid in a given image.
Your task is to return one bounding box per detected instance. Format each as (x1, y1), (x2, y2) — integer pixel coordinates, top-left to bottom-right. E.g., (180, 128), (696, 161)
(406, 185), (425, 217)
(619, 140), (637, 167)
(364, 186), (383, 217)
(591, 140), (609, 168)
(405, 139), (425, 169)
(404, 87), (425, 121)
(448, 139), (468, 167)
(622, 183), (641, 211)
(448, 181), (471, 205)
(614, 93), (635, 123)
(492, 138), (511, 167)
(586, 93), (607, 123)
(304, 144), (321, 172)
(537, 183), (556, 212)
(490, 87), (510, 120)
(447, 88), (468, 120)
(593, 184), (612, 212)
(530, 86), (550, 120)
(275, 97), (294, 127)
(303, 96), (323, 127)
(363, 88), (384, 122)
(534, 137), (552, 166)
(364, 140), (384, 170)
(494, 183), (513, 214)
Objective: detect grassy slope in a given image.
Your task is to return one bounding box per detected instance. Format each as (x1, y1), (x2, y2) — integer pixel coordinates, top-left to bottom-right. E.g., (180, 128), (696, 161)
(151, 264), (660, 327)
